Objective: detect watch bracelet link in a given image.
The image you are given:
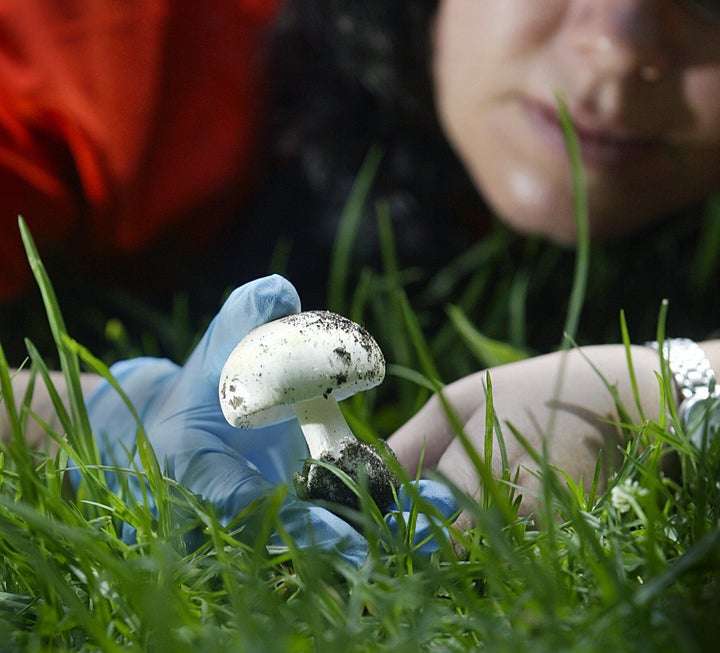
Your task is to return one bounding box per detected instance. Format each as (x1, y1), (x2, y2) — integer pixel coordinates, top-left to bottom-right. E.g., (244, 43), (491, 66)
(646, 337), (719, 433)
(646, 339), (720, 449)
(646, 338), (718, 402)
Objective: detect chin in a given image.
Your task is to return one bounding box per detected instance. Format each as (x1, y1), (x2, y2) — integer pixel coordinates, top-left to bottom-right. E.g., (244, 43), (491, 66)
(474, 164), (673, 245)
(491, 190), (665, 246)
(477, 168), (581, 245)
(493, 201), (580, 246)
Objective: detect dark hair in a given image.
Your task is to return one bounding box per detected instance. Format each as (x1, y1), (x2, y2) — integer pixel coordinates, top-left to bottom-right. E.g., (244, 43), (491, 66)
(266, 1), (484, 254)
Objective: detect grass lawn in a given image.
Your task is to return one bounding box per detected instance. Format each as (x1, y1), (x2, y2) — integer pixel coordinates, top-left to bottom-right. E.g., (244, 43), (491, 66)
(1, 133), (719, 651)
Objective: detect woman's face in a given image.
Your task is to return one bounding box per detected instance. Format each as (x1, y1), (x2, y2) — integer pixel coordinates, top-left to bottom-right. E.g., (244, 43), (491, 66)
(432, 0), (720, 243)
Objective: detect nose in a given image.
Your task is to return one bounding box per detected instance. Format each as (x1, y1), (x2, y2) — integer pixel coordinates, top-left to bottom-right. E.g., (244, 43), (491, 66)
(570, 0), (671, 80)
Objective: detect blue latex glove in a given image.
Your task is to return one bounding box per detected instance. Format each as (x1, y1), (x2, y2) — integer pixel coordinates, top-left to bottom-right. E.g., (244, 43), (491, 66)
(83, 275), (457, 564)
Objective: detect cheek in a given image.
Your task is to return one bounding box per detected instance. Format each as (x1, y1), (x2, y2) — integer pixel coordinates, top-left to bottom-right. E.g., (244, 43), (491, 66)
(433, 0), (567, 47)
(684, 71), (720, 142)
(432, 0), (565, 99)
(432, 1), (575, 238)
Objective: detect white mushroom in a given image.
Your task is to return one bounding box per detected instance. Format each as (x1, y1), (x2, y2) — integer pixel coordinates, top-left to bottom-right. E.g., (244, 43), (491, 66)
(219, 310), (397, 509)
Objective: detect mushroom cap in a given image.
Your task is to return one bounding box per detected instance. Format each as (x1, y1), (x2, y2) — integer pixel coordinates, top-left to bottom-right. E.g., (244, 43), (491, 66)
(219, 310), (385, 428)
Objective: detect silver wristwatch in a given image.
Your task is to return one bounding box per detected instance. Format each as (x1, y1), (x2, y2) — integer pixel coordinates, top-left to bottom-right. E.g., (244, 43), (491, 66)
(647, 338), (720, 448)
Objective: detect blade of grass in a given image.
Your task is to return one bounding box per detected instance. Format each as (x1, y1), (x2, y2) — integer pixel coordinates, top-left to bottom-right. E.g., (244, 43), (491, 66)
(327, 145), (383, 314)
(394, 277), (522, 535)
(529, 93), (592, 594)
(0, 495), (127, 652)
(482, 375), (495, 510)
(653, 299), (676, 423)
(446, 304), (527, 368)
(18, 217), (99, 467)
(690, 192), (720, 294)
(0, 341), (22, 445)
(24, 339), (75, 446)
(0, 342), (46, 504)
(555, 93), (590, 349)
(619, 310), (646, 423)
(376, 201), (413, 368)
(62, 334), (174, 539)
(634, 529), (720, 607)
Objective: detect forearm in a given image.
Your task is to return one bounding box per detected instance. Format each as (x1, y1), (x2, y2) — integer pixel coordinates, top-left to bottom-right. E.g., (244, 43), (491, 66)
(0, 369), (102, 452)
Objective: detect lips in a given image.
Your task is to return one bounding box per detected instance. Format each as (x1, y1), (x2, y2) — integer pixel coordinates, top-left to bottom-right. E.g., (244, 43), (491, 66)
(523, 99), (661, 167)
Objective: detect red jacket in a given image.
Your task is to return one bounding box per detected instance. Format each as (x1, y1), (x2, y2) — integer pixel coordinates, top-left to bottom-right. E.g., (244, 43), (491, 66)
(0, 0), (281, 299)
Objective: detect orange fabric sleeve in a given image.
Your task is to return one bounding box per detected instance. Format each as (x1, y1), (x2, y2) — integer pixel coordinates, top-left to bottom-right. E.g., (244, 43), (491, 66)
(0, 0), (282, 299)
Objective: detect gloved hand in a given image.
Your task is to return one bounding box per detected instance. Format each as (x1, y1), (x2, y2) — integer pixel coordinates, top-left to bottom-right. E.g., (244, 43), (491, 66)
(84, 275), (457, 564)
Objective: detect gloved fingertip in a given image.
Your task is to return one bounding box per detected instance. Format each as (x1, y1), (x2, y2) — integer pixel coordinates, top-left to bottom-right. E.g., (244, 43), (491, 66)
(277, 500), (370, 566)
(397, 480), (459, 519)
(412, 514), (451, 556)
(214, 275), (301, 348)
(225, 275), (302, 326)
(185, 275), (302, 378)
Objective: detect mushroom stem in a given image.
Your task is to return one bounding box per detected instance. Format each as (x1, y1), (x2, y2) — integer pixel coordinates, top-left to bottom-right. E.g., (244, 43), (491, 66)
(293, 396), (355, 459)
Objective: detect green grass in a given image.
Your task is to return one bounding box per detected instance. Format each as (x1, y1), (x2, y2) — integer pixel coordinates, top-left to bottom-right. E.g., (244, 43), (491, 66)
(1, 226), (718, 653)
(2, 141), (720, 651)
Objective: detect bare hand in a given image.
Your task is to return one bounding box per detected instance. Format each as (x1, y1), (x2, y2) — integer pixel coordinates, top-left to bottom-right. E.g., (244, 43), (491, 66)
(388, 344), (674, 526)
